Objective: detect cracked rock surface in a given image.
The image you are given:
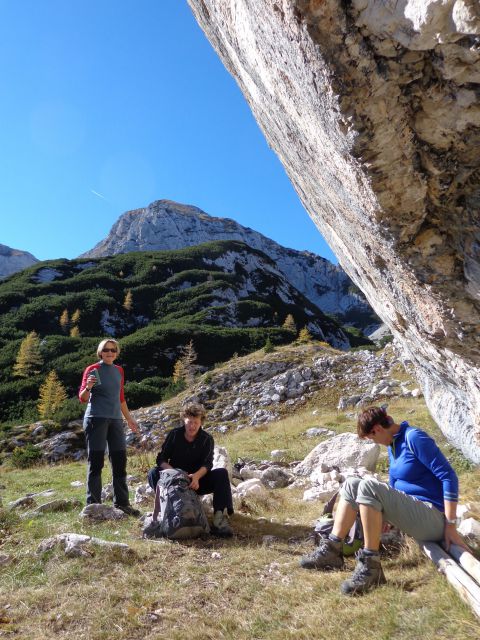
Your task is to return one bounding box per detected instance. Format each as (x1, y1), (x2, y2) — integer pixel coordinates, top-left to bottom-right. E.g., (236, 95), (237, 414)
(188, 0), (480, 461)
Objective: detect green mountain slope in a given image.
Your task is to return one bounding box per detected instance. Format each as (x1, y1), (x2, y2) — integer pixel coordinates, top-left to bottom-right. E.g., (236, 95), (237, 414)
(0, 240), (369, 425)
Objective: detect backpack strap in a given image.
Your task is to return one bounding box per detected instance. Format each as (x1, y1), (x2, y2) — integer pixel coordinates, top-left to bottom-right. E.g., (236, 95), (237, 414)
(322, 491), (338, 516)
(152, 481), (162, 522)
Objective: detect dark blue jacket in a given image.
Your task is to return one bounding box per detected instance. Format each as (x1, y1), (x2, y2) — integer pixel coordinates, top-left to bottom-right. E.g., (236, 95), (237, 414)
(388, 421), (458, 511)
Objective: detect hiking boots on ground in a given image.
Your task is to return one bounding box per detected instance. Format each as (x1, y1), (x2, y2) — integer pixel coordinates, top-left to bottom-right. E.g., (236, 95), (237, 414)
(300, 537), (344, 570)
(211, 509), (233, 537)
(116, 504), (141, 518)
(340, 550), (386, 596)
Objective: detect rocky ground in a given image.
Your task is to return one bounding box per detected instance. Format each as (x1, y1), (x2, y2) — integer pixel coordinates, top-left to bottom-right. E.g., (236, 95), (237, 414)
(0, 341), (420, 465)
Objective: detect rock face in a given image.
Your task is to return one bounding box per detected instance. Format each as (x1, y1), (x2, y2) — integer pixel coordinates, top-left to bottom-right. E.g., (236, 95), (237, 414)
(81, 199), (378, 332)
(0, 243), (38, 279)
(187, 0), (480, 462)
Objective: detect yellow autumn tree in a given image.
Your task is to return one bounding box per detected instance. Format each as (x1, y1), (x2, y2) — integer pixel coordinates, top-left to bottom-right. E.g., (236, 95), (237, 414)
(38, 371), (67, 419)
(123, 289), (133, 312)
(71, 308), (81, 325)
(172, 359), (187, 384)
(70, 326), (80, 337)
(13, 331), (44, 378)
(59, 309), (70, 333)
(283, 314), (297, 334)
(297, 327), (313, 343)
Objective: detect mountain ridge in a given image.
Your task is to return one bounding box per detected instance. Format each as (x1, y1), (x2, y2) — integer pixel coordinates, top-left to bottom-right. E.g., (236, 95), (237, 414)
(81, 200), (379, 333)
(0, 243), (38, 280)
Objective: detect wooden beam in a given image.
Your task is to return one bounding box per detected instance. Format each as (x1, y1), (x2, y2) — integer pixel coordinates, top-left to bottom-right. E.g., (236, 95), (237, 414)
(448, 544), (480, 586)
(419, 541), (480, 619)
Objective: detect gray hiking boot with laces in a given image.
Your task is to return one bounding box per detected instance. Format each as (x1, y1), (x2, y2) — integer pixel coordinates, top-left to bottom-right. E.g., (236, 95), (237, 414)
(211, 509), (233, 537)
(300, 537), (344, 570)
(340, 550), (386, 595)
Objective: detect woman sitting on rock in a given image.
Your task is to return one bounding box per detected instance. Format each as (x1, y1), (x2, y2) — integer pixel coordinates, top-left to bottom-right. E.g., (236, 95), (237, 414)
(300, 406), (468, 595)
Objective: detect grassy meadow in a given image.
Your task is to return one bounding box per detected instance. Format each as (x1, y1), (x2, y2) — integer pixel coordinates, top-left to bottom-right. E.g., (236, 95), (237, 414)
(1, 396), (479, 639)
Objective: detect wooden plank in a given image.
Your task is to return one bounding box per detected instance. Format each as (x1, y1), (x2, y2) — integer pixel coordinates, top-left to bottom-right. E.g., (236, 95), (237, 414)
(449, 544), (480, 586)
(419, 541), (480, 620)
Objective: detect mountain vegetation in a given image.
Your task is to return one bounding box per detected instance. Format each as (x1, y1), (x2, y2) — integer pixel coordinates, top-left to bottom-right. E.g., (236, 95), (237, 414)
(0, 240), (371, 426)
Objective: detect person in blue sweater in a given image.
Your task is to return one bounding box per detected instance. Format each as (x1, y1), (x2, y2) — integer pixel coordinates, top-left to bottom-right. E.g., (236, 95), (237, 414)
(301, 406), (468, 595)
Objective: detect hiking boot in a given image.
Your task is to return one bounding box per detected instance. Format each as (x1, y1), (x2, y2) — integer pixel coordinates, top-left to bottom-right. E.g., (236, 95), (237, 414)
(211, 509), (233, 537)
(340, 550), (386, 596)
(300, 538), (344, 570)
(116, 504), (141, 518)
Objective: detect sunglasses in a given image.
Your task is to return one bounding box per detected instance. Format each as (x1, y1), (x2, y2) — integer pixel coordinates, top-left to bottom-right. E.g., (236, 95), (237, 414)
(102, 348), (117, 353)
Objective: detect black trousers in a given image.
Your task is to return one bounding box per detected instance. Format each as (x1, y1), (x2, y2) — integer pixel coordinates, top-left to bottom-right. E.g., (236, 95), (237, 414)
(83, 417), (130, 507)
(147, 467), (233, 514)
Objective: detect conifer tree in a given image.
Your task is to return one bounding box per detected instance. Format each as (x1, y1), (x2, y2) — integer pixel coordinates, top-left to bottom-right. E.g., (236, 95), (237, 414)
(298, 327), (313, 343)
(180, 340), (198, 386)
(283, 314), (297, 334)
(123, 289), (133, 312)
(13, 331), (44, 378)
(59, 309), (70, 332)
(172, 359), (187, 384)
(70, 326), (80, 337)
(264, 337), (275, 353)
(71, 309), (81, 325)
(38, 371), (67, 419)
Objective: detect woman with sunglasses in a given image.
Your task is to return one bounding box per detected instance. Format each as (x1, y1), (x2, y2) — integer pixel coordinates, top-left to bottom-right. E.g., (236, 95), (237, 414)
(79, 338), (140, 516)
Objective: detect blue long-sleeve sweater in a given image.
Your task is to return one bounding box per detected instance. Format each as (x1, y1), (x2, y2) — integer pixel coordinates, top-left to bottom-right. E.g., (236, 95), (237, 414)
(388, 421), (458, 511)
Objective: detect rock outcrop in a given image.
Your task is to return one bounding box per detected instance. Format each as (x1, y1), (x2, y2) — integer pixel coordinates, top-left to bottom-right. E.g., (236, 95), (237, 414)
(81, 199), (378, 332)
(0, 243), (38, 279)
(187, 0), (480, 462)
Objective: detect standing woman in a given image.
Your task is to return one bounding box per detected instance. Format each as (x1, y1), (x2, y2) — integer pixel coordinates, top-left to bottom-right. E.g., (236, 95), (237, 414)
(79, 338), (140, 516)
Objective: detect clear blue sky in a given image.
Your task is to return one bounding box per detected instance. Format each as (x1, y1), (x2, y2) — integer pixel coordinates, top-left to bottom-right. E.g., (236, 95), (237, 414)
(0, 0), (337, 263)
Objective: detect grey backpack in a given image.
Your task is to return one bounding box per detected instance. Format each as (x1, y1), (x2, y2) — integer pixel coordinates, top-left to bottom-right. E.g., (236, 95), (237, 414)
(143, 468), (210, 540)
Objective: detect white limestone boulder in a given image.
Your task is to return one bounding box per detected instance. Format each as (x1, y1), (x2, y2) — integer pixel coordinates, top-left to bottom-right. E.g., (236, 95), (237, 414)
(295, 433), (380, 477)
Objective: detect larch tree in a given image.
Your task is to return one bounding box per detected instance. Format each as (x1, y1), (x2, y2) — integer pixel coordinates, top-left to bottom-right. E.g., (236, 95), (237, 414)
(59, 309), (70, 333)
(180, 340), (198, 386)
(38, 371), (67, 419)
(173, 359), (187, 384)
(13, 331), (44, 378)
(123, 289), (133, 312)
(298, 327), (313, 343)
(283, 314), (297, 334)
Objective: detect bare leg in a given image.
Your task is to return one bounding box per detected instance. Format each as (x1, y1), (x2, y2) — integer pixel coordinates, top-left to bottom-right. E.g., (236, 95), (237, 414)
(331, 497), (358, 538)
(359, 504), (383, 550)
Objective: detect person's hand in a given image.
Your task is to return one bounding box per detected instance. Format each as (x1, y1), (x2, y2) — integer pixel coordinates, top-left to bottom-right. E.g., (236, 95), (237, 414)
(188, 474), (200, 491)
(443, 523), (469, 552)
(127, 417), (139, 433)
(85, 374), (96, 390)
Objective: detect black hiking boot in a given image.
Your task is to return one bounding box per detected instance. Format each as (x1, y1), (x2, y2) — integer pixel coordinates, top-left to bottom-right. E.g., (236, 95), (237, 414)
(300, 537), (344, 570)
(116, 504), (141, 518)
(211, 509), (233, 537)
(340, 550), (386, 596)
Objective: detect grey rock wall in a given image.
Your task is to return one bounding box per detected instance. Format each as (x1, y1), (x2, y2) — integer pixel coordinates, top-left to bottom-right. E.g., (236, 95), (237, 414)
(187, 0), (480, 462)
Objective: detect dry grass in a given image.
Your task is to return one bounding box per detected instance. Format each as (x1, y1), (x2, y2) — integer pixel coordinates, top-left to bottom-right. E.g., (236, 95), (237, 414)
(1, 397), (479, 639)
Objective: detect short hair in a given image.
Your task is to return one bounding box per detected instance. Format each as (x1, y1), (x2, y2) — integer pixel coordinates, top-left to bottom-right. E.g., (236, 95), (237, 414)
(97, 338), (121, 358)
(180, 402), (206, 422)
(357, 406), (392, 438)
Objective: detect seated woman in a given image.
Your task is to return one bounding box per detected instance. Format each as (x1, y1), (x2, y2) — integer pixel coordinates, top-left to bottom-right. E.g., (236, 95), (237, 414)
(147, 402), (234, 537)
(301, 406), (468, 595)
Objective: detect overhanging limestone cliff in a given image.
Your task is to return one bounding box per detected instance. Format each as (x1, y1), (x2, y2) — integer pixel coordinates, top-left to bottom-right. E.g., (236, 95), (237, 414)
(187, 0), (480, 462)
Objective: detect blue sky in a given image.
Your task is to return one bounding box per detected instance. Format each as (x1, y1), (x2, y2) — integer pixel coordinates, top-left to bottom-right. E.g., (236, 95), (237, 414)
(0, 0), (337, 263)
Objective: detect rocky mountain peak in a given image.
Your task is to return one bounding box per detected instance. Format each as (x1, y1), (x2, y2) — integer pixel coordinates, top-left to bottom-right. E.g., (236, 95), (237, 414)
(81, 199), (379, 333)
(0, 243), (39, 279)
